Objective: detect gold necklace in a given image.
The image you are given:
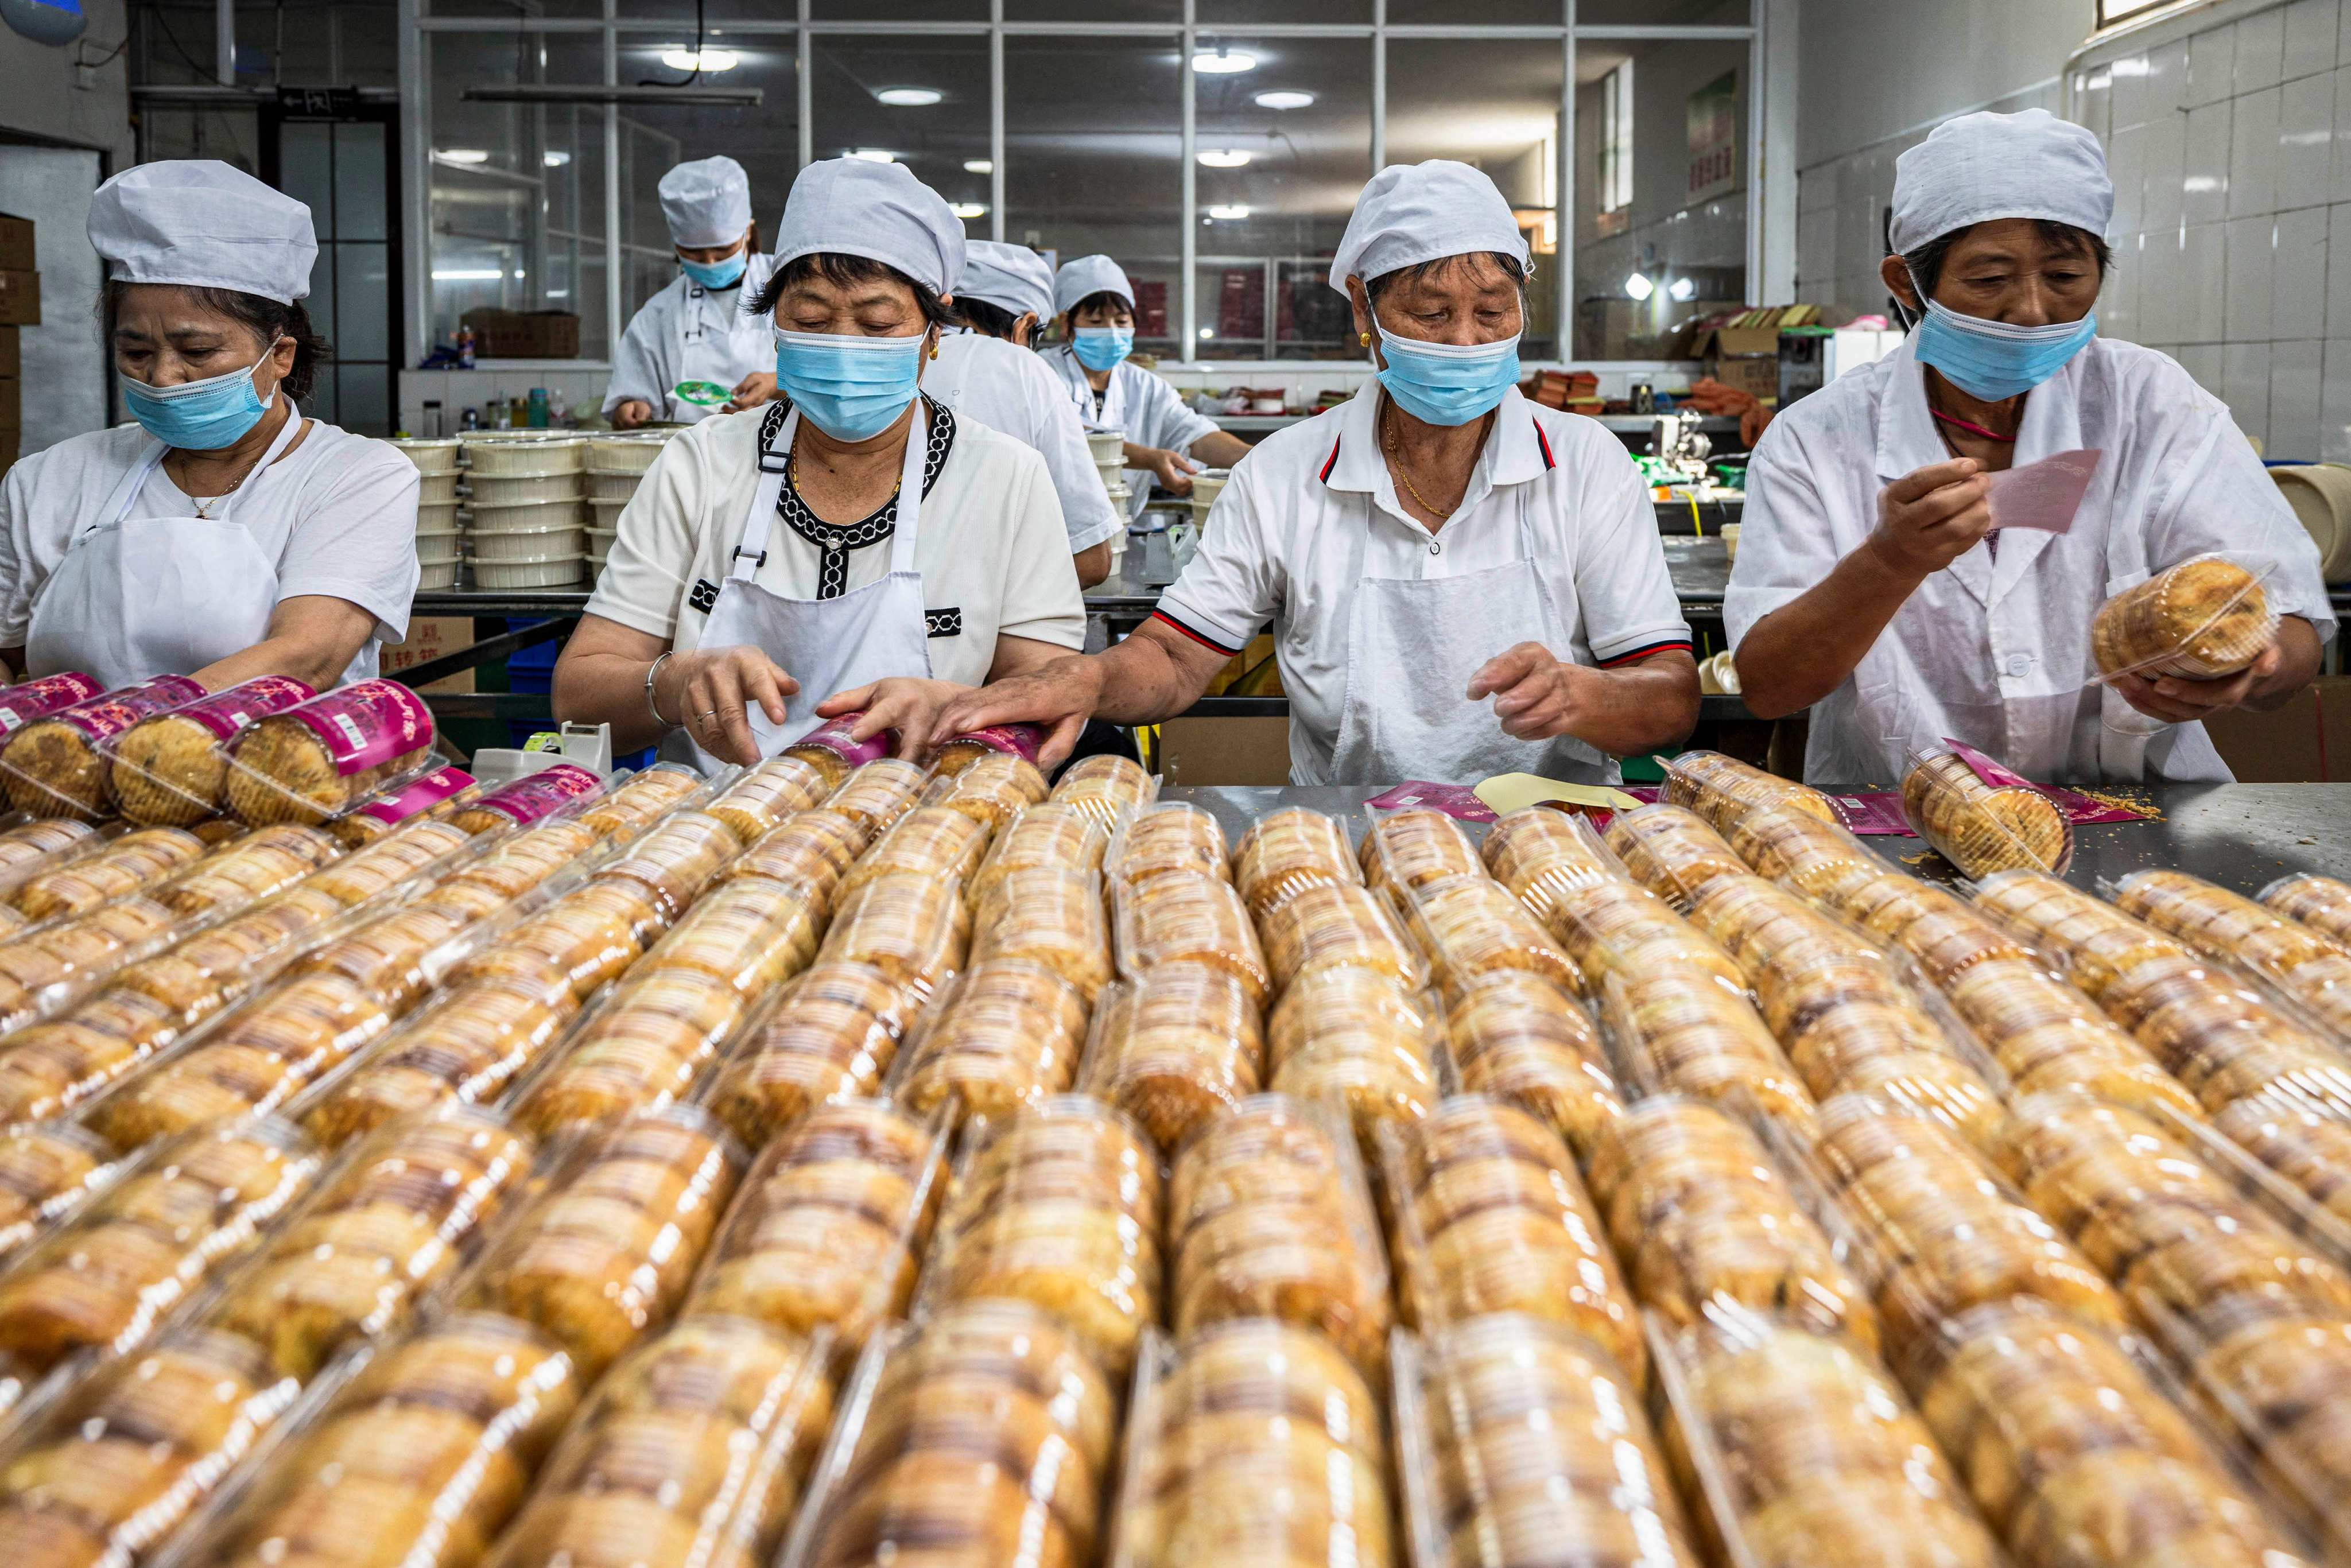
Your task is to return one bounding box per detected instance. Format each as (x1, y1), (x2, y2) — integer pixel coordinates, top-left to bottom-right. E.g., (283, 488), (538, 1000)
(1380, 407), (1469, 519)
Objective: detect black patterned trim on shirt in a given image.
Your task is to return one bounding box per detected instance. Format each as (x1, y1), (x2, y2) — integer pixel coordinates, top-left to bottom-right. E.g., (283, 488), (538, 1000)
(758, 395), (956, 600)
(925, 607), (963, 639)
(689, 578), (720, 614)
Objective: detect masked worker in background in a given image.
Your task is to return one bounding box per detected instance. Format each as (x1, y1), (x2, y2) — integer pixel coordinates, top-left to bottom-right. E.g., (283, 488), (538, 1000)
(604, 156), (778, 429)
(1728, 109), (2334, 784)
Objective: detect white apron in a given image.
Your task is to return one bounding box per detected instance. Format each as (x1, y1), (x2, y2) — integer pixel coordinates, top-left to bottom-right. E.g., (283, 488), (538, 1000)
(673, 402), (934, 773)
(668, 282), (766, 424)
(25, 407), (299, 688)
(1325, 498), (1608, 787)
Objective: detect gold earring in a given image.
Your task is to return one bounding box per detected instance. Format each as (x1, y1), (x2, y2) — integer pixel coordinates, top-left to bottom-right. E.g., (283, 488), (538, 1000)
(1359, 331), (1371, 347)
(929, 340), (940, 360)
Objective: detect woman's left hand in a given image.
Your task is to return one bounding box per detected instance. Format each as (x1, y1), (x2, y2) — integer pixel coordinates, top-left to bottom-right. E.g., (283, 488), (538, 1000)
(1468, 642), (1595, 741)
(2111, 642), (2283, 724)
(818, 677), (973, 760)
(724, 372), (779, 413)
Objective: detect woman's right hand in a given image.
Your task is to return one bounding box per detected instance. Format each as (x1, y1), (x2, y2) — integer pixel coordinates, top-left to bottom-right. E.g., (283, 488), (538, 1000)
(657, 645), (800, 765)
(1867, 457), (1991, 577)
(612, 399), (656, 430)
(931, 656), (1102, 769)
(1134, 445), (1201, 496)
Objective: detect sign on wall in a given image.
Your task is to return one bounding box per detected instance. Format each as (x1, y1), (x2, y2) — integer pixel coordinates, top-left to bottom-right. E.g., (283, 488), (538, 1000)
(1687, 70), (1738, 203)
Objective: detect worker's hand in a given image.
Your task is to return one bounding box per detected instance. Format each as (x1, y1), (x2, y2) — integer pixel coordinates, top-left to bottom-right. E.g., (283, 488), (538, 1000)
(1467, 642), (1596, 742)
(1138, 447), (1201, 497)
(724, 372), (778, 413)
(817, 677), (972, 762)
(655, 644), (799, 766)
(930, 656), (1102, 769)
(2110, 642), (2283, 724)
(611, 399), (656, 430)
(1867, 457), (1992, 577)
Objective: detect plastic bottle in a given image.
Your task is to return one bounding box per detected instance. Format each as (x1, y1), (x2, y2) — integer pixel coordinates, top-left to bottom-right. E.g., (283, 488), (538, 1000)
(461, 405), (481, 431)
(527, 387), (550, 428)
(457, 323), (476, 369)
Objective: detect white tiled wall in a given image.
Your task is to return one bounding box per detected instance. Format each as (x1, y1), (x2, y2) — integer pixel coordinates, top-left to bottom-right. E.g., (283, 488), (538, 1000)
(1796, 0), (2351, 461)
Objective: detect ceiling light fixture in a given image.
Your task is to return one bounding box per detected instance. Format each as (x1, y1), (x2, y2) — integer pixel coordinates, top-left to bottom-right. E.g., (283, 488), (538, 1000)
(432, 267), (502, 280)
(1668, 275), (1696, 301)
(875, 86), (941, 106)
(1252, 89), (1313, 110)
(963, 158), (994, 173)
(847, 148), (898, 164)
(435, 148), (490, 165)
(1623, 272), (1654, 301)
(1207, 204), (1250, 220)
(661, 46), (736, 71)
(542, 150), (571, 166)
(1196, 149), (1251, 168)
(1199, 326), (1216, 338)
(951, 201), (987, 218)
(1192, 48), (1256, 73)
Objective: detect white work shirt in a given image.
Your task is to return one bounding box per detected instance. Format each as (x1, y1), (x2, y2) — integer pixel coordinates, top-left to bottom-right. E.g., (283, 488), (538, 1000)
(924, 332), (1124, 554)
(602, 253), (781, 425)
(585, 396), (1085, 688)
(1157, 385), (1693, 785)
(0, 418), (419, 680)
(1728, 331), (2338, 787)
(1039, 344), (1221, 519)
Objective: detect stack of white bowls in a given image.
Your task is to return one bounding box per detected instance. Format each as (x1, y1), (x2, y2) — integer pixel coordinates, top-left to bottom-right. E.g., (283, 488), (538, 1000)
(586, 432), (674, 579)
(1188, 467), (1232, 530)
(461, 431), (587, 588)
(391, 437), (464, 589)
(1086, 429), (1130, 516)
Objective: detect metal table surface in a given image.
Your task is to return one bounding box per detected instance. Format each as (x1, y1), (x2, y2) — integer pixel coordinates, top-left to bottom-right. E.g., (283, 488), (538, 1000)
(1164, 782), (2351, 902)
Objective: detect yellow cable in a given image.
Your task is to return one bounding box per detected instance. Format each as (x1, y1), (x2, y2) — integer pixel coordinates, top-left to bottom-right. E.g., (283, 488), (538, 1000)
(1689, 495), (1702, 535)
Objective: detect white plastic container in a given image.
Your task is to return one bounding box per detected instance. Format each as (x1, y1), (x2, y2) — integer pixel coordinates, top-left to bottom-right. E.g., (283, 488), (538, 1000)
(587, 433), (672, 473)
(416, 500), (461, 533)
(588, 471), (643, 501)
(415, 529), (462, 567)
(466, 471), (583, 506)
(416, 557), (460, 591)
(393, 437), (463, 475)
(1095, 457), (1125, 495)
(587, 526), (616, 567)
(589, 496), (629, 527)
(472, 553), (586, 589)
(475, 525), (585, 561)
(1085, 430), (1124, 464)
(415, 472), (461, 506)
(470, 497), (586, 533)
(461, 432), (586, 476)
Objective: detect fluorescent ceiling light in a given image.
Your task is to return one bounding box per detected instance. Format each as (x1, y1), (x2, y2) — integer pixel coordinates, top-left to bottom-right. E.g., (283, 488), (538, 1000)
(963, 158), (993, 173)
(1668, 276), (1696, 301)
(462, 84), (762, 105)
(876, 86), (941, 106)
(1196, 149), (1251, 168)
(433, 268), (503, 280)
(1199, 326), (1216, 338)
(542, 150), (570, 166)
(435, 148), (489, 165)
(951, 201), (987, 219)
(1623, 272), (1654, 301)
(661, 46), (736, 72)
(1192, 49), (1256, 73)
(1207, 204), (1250, 220)
(1252, 89), (1313, 110)
(848, 148), (897, 164)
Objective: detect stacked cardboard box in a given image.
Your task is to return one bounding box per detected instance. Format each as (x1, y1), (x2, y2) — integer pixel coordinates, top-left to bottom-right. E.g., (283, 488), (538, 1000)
(0, 212), (32, 475)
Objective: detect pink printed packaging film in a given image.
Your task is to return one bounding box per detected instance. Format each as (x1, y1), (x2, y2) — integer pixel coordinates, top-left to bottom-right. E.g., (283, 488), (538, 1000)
(102, 676), (321, 827)
(141, 676), (316, 743)
(787, 714), (894, 770)
(1942, 738), (2154, 825)
(0, 676), (209, 821)
(0, 673), (103, 735)
(352, 764), (478, 828)
(457, 763), (602, 828)
(936, 723), (1045, 764)
(1365, 782), (1499, 822)
(34, 677), (207, 746)
(223, 678), (440, 826)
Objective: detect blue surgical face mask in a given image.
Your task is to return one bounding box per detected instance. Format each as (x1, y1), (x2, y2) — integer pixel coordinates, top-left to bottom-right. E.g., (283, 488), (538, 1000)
(1374, 323), (1522, 427)
(773, 327), (925, 442)
(121, 348), (279, 451)
(1070, 325), (1133, 372)
(1914, 298), (2097, 402)
(679, 248), (747, 290)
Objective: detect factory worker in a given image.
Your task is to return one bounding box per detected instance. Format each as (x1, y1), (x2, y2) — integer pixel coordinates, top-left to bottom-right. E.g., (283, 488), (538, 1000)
(1728, 109), (2334, 785)
(932, 160), (1698, 784)
(553, 157), (1084, 770)
(603, 156), (779, 428)
(1041, 254), (1251, 518)
(0, 161), (417, 691)
(925, 240), (1124, 587)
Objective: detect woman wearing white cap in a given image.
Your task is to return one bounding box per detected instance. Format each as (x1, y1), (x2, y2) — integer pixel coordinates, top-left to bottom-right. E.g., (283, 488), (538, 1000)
(0, 160), (418, 691)
(604, 156), (778, 429)
(933, 161), (1698, 785)
(1729, 108), (2334, 785)
(553, 157), (1085, 769)
(1040, 255), (1251, 518)
(924, 240), (1123, 587)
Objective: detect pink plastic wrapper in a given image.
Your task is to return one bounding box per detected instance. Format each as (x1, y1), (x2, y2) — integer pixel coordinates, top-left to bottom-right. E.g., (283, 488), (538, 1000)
(1941, 738), (2155, 825)
(142, 676), (316, 742)
(1622, 783), (1915, 835)
(934, 723), (1043, 764)
(1365, 782), (1499, 822)
(350, 765), (478, 830)
(452, 763), (603, 829)
(0, 676), (208, 822)
(785, 713), (895, 788)
(0, 674), (103, 735)
(222, 679), (439, 826)
(277, 681), (434, 774)
(40, 677), (207, 745)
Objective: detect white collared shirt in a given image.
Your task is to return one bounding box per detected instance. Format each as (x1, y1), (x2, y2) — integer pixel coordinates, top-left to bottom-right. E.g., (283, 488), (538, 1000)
(1039, 345), (1221, 518)
(1727, 331), (2338, 787)
(602, 254), (780, 425)
(1156, 385), (1692, 783)
(924, 332), (1124, 554)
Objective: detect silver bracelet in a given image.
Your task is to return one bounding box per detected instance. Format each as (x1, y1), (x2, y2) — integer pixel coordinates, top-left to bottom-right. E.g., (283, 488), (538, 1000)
(645, 651), (675, 729)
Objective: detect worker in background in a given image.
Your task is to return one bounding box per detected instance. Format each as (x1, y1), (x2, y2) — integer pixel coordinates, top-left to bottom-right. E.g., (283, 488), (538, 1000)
(603, 156), (778, 429)
(1040, 254), (1252, 519)
(929, 160), (1699, 785)
(1728, 109), (2334, 784)
(924, 240), (1124, 588)
(553, 158), (1083, 769)
(0, 161), (418, 690)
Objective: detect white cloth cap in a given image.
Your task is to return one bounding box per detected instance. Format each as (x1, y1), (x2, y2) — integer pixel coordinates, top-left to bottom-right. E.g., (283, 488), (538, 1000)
(1329, 160), (1529, 296)
(1889, 108), (2113, 255)
(88, 161), (316, 304)
(1053, 254), (1134, 317)
(659, 156), (754, 249)
(961, 241), (1054, 322)
(773, 157), (965, 297)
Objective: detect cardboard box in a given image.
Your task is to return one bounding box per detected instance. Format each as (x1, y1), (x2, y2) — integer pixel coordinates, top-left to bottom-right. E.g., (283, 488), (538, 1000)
(0, 379), (18, 435)
(1156, 716), (1292, 786)
(0, 272), (37, 328)
(1709, 354), (1779, 402)
(0, 325), (18, 381)
(460, 309), (580, 359)
(380, 616), (477, 694)
(2203, 676), (2351, 782)
(0, 216), (30, 274)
